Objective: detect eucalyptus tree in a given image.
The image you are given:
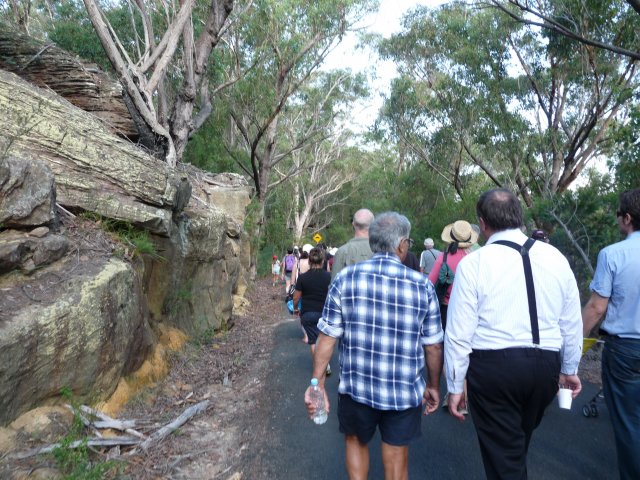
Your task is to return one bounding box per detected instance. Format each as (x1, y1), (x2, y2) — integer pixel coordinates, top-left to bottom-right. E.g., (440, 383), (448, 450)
(378, 2), (640, 209)
(484, 0), (640, 61)
(610, 102), (640, 191)
(78, 0), (244, 166)
(217, 0), (377, 248)
(275, 70), (369, 242)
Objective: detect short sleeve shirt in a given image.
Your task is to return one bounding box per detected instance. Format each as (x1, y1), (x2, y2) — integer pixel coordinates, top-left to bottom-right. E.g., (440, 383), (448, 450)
(420, 248), (441, 274)
(318, 252), (443, 410)
(590, 231), (640, 338)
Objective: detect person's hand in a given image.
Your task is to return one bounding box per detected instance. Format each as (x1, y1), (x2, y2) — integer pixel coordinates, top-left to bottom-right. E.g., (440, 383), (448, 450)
(447, 392), (466, 422)
(422, 386), (440, 415)
(304, 385), (330, 419)
(559, 374), (582, 399)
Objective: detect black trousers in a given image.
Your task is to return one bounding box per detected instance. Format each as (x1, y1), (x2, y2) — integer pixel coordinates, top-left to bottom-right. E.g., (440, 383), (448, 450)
(467, 348), (560, 480)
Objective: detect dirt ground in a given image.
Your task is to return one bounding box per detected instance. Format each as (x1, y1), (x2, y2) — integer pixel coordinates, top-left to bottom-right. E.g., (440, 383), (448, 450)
(115, 278), (286, 479)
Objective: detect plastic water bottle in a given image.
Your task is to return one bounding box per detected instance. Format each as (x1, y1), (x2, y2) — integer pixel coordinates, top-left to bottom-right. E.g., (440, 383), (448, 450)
(310, 378), (328, 425)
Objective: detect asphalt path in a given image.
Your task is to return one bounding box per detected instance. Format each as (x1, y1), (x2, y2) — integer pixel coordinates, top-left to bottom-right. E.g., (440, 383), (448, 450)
(246, 314), (617, 479)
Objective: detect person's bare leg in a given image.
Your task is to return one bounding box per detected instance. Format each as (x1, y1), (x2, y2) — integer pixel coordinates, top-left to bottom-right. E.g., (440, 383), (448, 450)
(345, 434), (369, 480)
(381, 442), (409, 480)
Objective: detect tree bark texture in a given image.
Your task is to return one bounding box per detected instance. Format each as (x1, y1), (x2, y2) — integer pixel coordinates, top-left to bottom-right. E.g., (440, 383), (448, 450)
(0, 20), (139, 140)
(0, 69), (190, 236)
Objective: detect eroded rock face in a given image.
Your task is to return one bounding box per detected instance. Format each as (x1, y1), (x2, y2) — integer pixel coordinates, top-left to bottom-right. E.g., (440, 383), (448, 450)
(0, 156), (56, 228)
(0, 258), (152, 425)
(145, 183), (251, 336)
(0, 51), (251, 427)
(0, 229), (69, 274)
(0, 69), (190, 236)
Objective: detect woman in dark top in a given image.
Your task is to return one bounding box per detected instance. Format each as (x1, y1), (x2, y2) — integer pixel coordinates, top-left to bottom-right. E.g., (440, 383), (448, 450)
(293, 247), (332, 372)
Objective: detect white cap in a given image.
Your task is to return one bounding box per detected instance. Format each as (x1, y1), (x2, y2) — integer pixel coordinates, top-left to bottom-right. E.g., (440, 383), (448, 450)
(329, 247), (338, 255)
(302, 244), (313, 253)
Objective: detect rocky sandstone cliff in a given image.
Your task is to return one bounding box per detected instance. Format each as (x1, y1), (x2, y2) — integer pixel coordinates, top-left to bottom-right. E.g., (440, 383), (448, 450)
(0, 67), (251, 426)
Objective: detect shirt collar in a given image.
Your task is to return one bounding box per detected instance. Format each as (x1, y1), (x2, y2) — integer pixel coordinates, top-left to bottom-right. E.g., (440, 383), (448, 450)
(486, 228), (528, 245)
(373, 251), (402, 263)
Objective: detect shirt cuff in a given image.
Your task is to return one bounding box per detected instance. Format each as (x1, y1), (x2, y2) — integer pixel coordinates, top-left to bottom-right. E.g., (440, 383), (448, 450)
(421, 331), (444, 346)
(317, 317), (343, 338)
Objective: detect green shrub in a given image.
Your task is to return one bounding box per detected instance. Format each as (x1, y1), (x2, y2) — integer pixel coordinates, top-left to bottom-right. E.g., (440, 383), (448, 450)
(51, 387), (123, 479)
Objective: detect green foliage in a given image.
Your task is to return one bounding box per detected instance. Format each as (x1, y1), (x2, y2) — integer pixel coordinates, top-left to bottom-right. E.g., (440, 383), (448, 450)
(610, 102), (640, 191)
(80, 213), (163, 260)
(51, 387), (122, 479)
(192, 325), (218, 346)
(529, 172), (620, 297)
(45, 2), (118, 72)
(377, 1), (639, 200)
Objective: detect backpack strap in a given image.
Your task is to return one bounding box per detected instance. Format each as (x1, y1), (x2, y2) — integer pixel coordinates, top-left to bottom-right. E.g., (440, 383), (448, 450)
(493, 238), (539, 345)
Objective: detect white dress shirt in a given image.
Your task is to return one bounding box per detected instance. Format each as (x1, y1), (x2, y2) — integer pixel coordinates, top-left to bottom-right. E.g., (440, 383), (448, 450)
(444, 229), (583, 393)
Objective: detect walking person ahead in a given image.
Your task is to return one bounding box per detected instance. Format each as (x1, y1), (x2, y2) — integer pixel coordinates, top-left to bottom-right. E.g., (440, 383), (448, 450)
(330, 209), (374, 279)
(282, 248), (297, 296)
(419, 238), (441, 274)
(305, 212), (443, 480)
(445, 188), (583, 480)
(292, 247), (332, 364)
(582, 187), (640, 480)
(428, 221), (478, 331)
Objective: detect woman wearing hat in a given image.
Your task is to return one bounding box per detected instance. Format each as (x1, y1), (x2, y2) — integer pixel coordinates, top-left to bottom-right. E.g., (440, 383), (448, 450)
(428, 220), (479, 327)
(428, 220), (479, 413)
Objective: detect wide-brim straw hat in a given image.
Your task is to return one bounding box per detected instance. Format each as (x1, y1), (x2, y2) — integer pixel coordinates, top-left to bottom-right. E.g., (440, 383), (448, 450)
(441, 220), (479, 248)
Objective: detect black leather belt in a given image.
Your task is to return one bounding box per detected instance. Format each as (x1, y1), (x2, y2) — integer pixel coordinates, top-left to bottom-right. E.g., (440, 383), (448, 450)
(471, 347), (559, 359)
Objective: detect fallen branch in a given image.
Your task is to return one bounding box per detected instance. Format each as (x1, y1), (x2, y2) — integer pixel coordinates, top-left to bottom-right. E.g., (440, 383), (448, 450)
(64, 404), (144, 439)
(76, 405), (146, 439)
(56, 203), (76, 218)
(10, 437), (140, 460)
(11, 401), (208, 460)
(131, 400), (210, 454)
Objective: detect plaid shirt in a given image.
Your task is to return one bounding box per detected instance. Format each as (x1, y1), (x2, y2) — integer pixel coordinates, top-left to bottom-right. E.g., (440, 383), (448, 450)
(318, 252), (443, 410)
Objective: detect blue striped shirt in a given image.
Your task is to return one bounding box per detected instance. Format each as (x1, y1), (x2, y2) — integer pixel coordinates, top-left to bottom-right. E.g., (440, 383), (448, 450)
(318, 252), (443, 410)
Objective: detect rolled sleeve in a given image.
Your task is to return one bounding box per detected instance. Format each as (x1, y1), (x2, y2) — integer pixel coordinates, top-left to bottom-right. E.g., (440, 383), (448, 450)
(319, 280), (344, 339)
(421, 282), (444, 345)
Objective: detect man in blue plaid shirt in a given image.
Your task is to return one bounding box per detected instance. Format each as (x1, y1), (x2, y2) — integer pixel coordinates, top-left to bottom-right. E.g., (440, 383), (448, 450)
(305, 211), (444, 480)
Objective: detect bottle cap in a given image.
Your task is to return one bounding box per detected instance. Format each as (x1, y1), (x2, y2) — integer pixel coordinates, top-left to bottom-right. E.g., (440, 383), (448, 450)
(311, 378), (319, 386)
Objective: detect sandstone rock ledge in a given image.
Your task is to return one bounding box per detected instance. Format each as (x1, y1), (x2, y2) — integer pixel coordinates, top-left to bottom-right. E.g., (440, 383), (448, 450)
(0, 62), (252, 429)
(0, 257), (150, 425)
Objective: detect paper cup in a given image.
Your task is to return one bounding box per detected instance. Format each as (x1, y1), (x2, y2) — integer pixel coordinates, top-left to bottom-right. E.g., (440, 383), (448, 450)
(558, 388), (573, 410)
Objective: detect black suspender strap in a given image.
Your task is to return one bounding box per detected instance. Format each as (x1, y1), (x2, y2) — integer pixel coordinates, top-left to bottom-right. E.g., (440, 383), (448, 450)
(493, 238), (539, 345)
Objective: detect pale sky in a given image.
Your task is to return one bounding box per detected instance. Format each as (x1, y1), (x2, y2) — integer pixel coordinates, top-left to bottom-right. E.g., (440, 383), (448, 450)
(322, 0), (447, 132)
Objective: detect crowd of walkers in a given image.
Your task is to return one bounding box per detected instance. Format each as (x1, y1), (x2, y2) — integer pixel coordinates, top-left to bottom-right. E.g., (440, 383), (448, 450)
(271, 187), (639, 480)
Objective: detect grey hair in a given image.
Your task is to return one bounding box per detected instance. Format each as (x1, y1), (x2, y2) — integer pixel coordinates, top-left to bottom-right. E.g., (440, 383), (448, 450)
(369, 212), (411, 253)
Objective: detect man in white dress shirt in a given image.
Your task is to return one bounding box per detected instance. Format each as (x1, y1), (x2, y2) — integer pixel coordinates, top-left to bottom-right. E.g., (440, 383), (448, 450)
(445, 188), (583, 479)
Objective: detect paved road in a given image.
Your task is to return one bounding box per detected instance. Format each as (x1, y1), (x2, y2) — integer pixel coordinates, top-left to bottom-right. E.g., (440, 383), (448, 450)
(244, 315), (617, 479)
